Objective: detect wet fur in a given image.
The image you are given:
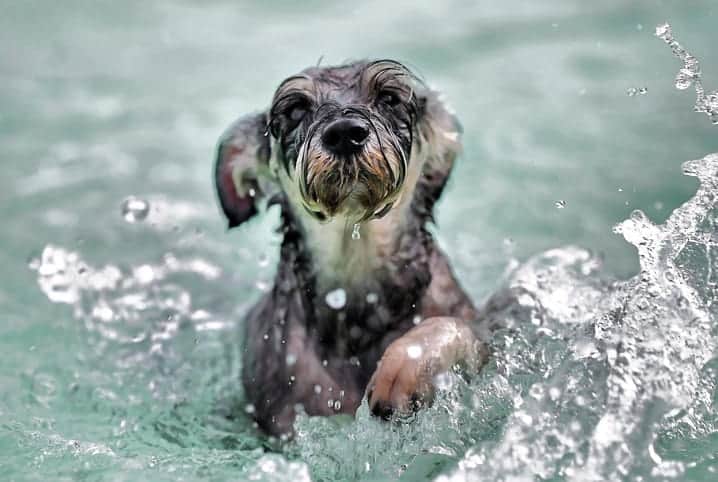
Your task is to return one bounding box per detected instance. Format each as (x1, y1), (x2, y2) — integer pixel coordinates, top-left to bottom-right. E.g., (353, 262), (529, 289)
(215, 60), (487, 436)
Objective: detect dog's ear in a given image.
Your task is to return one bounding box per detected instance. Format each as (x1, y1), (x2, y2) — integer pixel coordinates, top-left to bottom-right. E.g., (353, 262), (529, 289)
(214, 112), (276, 229)
(413, 91), (463, 218)
(418, 90), (462, 168)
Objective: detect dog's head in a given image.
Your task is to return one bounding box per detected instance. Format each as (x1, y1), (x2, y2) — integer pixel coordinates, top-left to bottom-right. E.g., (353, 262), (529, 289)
(215, 60), (461, 228)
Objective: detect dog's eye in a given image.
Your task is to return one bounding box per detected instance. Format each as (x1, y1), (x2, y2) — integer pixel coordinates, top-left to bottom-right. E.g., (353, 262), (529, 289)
(288, 104), (307, 122)
(284, 101), (309, 130)
(377, 90), (402, 107)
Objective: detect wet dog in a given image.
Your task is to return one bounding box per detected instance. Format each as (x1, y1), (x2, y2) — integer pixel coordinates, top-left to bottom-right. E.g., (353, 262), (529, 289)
(215, 60), (490, 437)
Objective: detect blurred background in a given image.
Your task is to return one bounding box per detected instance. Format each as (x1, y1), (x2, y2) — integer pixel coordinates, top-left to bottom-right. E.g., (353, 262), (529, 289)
(0, 1), (716, 480)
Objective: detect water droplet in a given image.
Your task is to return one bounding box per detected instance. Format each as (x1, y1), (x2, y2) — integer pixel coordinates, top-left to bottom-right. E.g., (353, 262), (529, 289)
(258, 253), (270, 267)
(407, 345), (423, 359)
(655, 22), (671, 40)
(516, 411), (533, 426)
(529, 384), (545, 400)
(27, 256), (40, 270)
(322, 359), (328, 367)
(549, 387), (561, 401)
(351, 223), (361, 240)
(636, 23), (643, 31)
(313, 384), (322, 394)
(366, 292), (378, 304)
(134, 264), (155, 284)
(286, 353), (297, 366)
(121, 196), (149, 223)
(244, 403), (256, 414)
(554, 200), (566, 209)
(627, 87), (648, 96)
(675, 71), (692, 90)
(412, 315), (422, 325)
(325, 288), (347, 309)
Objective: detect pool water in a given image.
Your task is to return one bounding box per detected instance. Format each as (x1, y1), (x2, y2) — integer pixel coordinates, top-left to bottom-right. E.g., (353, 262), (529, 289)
(1, 1), (718, 481)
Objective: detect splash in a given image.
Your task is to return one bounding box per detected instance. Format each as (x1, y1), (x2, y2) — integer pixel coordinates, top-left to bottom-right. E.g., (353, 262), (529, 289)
(27, 21), (718, 482)
(655, 23), (718, 124)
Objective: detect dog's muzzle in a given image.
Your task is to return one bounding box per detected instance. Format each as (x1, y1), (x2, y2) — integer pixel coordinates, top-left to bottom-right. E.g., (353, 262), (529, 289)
(297, 114), (406, 222)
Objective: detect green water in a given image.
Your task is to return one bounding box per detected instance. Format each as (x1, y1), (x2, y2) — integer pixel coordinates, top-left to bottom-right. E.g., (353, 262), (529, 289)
(1, 1), (717, 481)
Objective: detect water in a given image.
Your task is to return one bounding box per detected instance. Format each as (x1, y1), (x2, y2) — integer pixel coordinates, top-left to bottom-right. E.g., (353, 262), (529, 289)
(2, 1), (718, 481)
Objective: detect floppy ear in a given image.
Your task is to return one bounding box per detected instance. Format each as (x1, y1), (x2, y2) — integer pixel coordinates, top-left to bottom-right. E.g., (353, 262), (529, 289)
(413, 91), (463, 219)
(214, 112), (275, 229)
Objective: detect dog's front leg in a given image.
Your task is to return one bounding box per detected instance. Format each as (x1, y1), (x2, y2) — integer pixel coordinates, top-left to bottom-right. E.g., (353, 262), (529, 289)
(366, 317), (488, 418)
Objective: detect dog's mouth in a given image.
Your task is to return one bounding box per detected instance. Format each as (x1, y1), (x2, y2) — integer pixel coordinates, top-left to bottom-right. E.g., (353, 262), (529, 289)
(296, 120), (407, 222)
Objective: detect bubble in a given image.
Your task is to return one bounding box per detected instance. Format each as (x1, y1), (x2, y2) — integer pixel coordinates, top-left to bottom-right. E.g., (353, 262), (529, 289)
(412, 315), (422, 325)
(351, 223), (361, 240)
(529, 384), (545, 400)
(120, 196), (149, 223)
(313, 384), (322, 395)
(365, 292), (378, 304)
(286, 353), (297, 366)
(554, 200), (566, 209)
(406, 345), (423, 359)
(333, 400), (342, 411)
(244, 404), (256, 414)
(325, 288), (347, 310)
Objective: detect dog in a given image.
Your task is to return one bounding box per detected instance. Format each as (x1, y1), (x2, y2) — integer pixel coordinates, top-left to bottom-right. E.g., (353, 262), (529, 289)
(215, 60), (493, 437)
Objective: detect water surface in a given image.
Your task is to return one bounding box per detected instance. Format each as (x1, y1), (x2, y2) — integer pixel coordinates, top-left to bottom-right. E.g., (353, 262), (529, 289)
(1, 1), (718, 481)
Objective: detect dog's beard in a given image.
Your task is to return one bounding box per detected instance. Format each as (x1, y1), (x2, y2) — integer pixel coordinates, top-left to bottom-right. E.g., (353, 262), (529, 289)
(296, 130), (406, 221)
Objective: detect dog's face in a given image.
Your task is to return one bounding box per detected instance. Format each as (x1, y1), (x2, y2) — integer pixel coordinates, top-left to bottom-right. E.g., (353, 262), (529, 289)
(268, 60), (424, 222)
(215, 59), (461, 231)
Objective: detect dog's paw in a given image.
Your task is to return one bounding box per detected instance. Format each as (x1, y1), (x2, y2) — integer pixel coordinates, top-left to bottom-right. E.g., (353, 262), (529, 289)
(366, 317), (483, 419)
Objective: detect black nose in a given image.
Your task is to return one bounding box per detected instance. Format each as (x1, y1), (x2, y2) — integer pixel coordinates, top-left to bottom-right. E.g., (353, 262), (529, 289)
(321, 118), (370, 156)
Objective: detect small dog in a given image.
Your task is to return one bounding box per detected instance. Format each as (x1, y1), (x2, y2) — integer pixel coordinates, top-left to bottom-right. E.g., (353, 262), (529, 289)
(215, 60), (491, 437)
